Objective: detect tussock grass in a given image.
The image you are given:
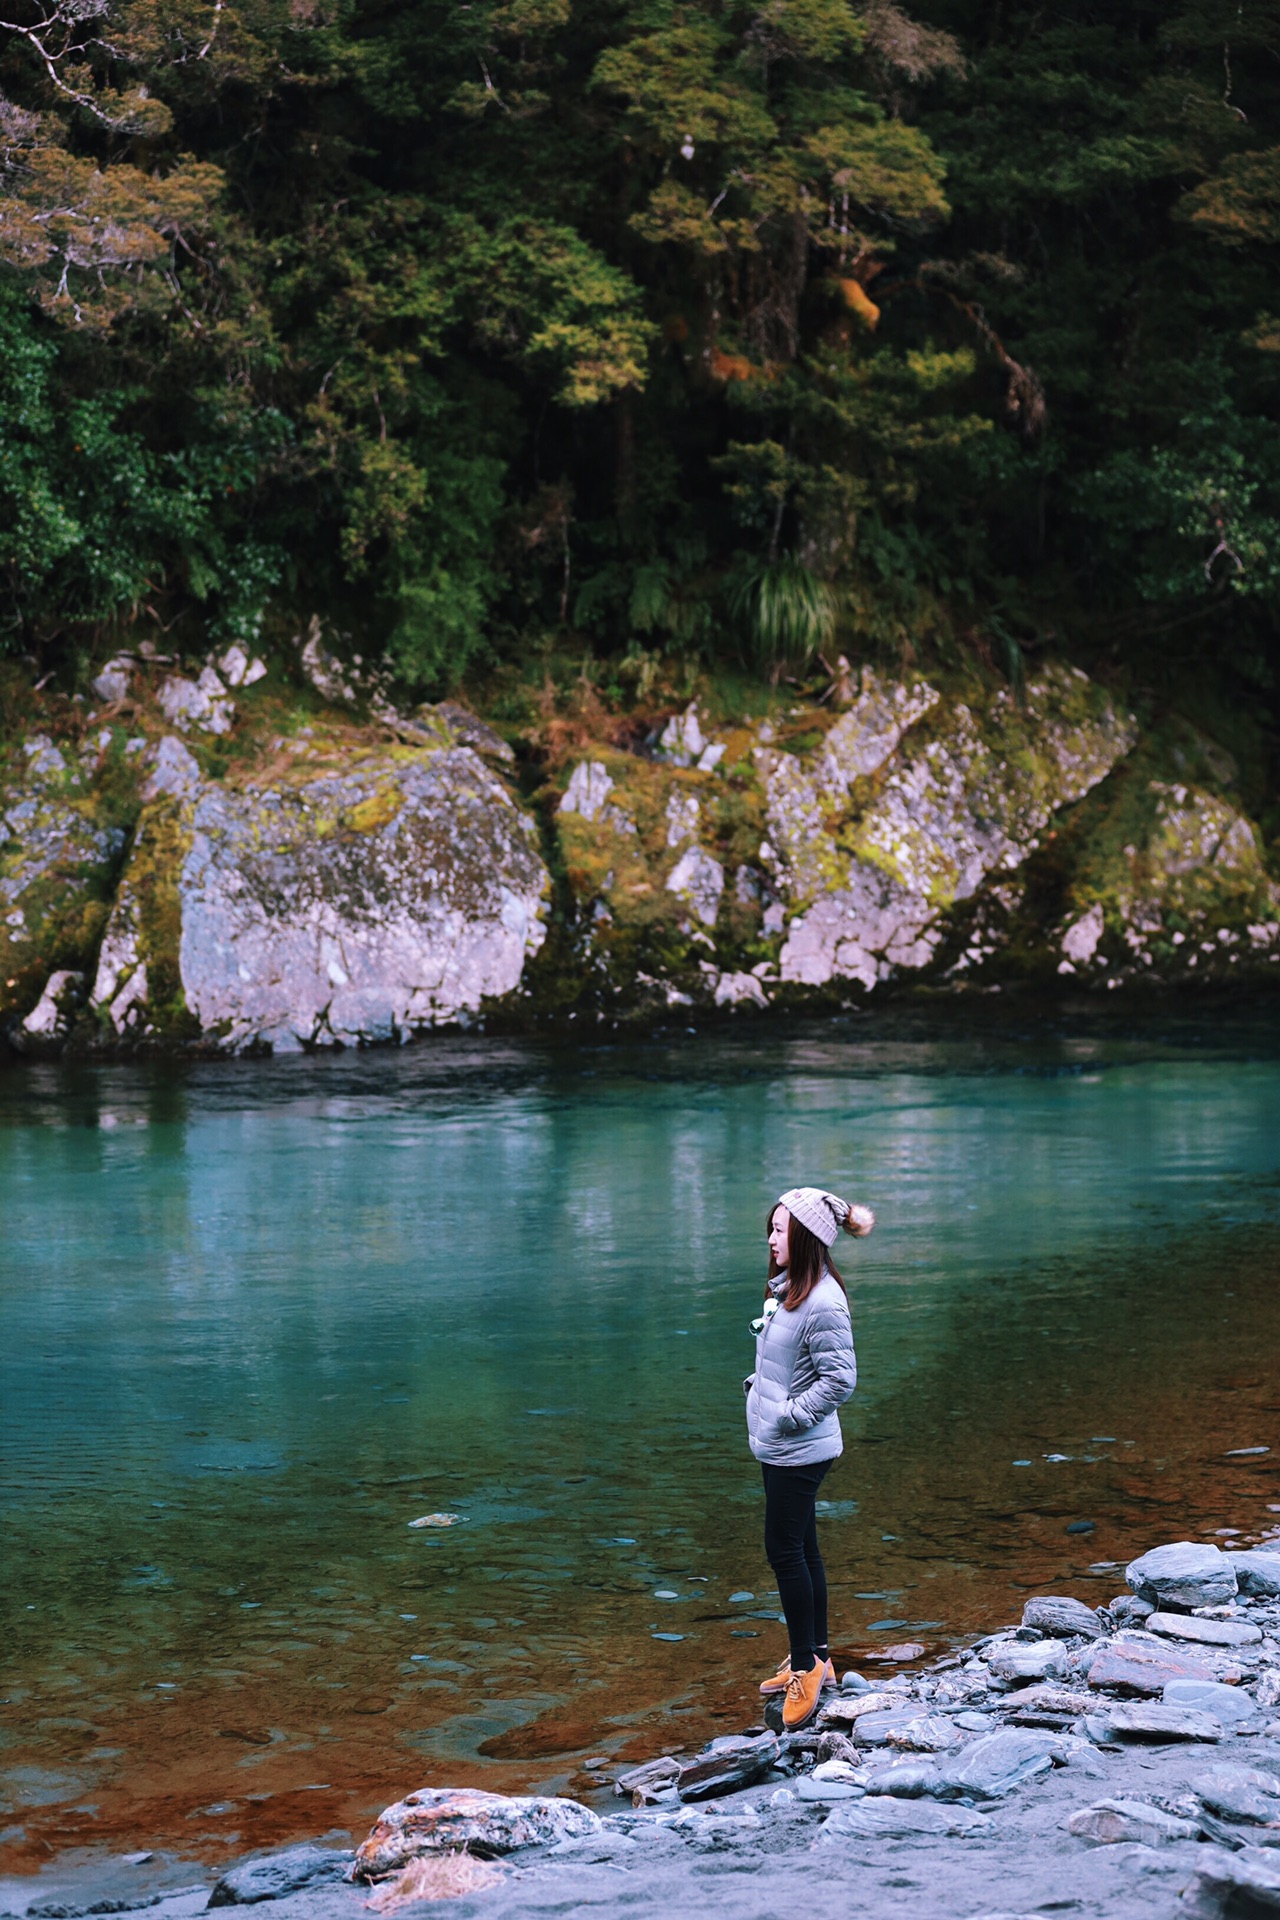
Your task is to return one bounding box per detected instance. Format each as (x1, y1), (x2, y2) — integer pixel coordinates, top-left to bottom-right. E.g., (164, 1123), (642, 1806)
(366, 1850), (503, 1908)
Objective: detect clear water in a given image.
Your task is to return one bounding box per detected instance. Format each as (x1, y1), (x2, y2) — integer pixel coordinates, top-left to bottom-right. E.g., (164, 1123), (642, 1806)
(3, 1012), (1280, 1865)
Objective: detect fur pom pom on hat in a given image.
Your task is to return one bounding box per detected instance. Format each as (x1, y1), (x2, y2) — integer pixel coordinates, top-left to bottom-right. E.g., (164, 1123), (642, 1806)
(775, 1187), (875, 1248)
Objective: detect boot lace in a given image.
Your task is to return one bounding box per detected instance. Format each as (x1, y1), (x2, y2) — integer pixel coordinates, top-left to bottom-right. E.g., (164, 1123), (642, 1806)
(785, 1664), (818, 1700)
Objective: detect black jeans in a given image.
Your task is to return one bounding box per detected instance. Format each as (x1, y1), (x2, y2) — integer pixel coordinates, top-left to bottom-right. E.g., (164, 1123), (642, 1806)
(761, 1457), (833, 1671)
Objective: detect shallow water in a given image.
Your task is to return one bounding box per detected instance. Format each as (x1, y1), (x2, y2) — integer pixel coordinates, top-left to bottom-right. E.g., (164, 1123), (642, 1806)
(2, 1011), (1280, 1866)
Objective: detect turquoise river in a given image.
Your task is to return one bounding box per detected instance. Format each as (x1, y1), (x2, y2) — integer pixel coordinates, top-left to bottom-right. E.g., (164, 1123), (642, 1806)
(2, 1010), (1279, 1869)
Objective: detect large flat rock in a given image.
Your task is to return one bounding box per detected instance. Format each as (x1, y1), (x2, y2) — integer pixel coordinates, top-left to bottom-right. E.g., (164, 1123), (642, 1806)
(1102, 1700), (1223, 1742)
(1125, 1542), (1238, 1610)
(1066, 1798), (1200, 1846)
(1087, 1635), (1215, 1695)
(820, 1798), (991, 1840)
(1147, 1611), (1261, 1648)
(934, 1728), (1063, 1799)
(209, 1844), (352, 1905)
(1182, 1846), (1280, 1918)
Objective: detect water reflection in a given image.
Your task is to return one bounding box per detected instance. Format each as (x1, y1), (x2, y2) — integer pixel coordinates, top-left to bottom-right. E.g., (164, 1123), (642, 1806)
(1, 1011), (1279, 1865)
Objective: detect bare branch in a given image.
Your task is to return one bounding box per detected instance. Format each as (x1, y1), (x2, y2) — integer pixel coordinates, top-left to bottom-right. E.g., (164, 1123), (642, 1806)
(197, 0), (224, 61)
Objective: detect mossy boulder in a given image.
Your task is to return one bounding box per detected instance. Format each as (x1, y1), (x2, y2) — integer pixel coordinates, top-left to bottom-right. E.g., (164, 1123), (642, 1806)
(106, 735), (551, 1051)
(550, 667), (1145, 1008)
(551, 718), (777, 1013)
(1041, 725), (1280, 986)
(0, 736), (127, 1026)
(767, 664), (1136, 998)
(90, 793), (198, 1040)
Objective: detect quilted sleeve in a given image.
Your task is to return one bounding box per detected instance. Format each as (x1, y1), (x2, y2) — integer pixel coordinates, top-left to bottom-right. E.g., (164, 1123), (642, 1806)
(784, 1300), (857, 1430)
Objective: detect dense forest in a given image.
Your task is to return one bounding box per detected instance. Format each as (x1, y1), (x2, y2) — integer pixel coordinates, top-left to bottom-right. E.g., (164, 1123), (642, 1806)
(1, 0), (1278, 709)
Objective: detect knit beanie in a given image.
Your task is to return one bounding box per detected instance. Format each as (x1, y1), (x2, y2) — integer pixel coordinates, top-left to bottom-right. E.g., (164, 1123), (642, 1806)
(775, 1186), (875, 1248)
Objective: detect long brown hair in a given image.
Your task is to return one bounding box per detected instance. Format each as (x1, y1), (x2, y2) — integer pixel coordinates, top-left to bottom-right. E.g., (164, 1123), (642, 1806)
(766, 1204), (846, 1311)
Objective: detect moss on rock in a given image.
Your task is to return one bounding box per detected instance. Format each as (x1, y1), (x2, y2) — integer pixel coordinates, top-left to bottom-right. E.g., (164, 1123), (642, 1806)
(1, 736), (127, 1025)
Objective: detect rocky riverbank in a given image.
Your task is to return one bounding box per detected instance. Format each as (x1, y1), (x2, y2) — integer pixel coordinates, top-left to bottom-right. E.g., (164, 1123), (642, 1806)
(2, 639), (1278, 1058)
(9, 1538), (1280, 1919)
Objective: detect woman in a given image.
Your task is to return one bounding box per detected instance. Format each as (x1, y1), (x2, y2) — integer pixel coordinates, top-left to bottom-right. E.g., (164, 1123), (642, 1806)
(744, 1186), (872, 1730)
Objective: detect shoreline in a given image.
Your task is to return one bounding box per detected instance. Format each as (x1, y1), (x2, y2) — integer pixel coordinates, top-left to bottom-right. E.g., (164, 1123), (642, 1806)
(8, 1536), (1280, 1919)
(6, 980), (1280, 1076)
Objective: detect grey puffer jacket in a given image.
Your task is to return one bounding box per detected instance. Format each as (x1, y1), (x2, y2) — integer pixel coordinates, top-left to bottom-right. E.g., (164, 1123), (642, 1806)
(744, 1269), (857, 1465)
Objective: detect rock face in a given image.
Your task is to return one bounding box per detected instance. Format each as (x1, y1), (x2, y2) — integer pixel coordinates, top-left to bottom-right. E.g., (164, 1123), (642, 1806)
(774, 665), (1135, 990)
(20, 968), (85, 1040)
(158, 666), (236, 735)
(93, 738), (549, 1050)
(6, 652), (1279, 1052)
(90, 794), (193, 1039)
(1, 737), (125, 1025)
(1050, 725), (1280, 989)
(1126, 1542), (1238, 1610)
(179, 748), (547, 1050)
(353, 1787), (601, 1876)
